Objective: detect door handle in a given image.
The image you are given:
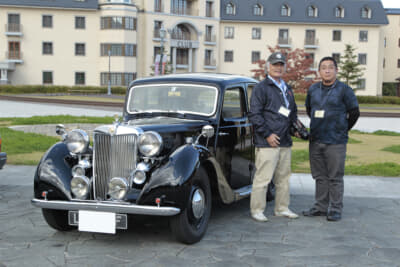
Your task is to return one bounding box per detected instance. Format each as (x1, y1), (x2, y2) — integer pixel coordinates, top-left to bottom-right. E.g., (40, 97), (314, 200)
(218, 132), (229, 136)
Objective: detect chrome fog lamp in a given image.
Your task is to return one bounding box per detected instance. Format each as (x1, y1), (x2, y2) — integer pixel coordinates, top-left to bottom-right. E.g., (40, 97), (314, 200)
(108, 177), (129, 200)
(70, 175), (90, 199)
(65, 129), (90, 154)
(133, 162), (150, 185)
(138, 131), (163, 157)
(71, 159), (91, 177)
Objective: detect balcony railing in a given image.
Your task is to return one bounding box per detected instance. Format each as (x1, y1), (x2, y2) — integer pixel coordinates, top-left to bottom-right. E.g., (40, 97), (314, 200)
(204, 58), (216, 66)
(206, 9), (214, 17)
(154, 30), (161, 38)
(5, 23), (23, 36)
(171, 8), (198, 16)
(278, 37), (292, 48)
(304, 38), (319, 48)
(205, 34), (216, 43)
(154, 2), (164, 12)
(6, 51), (23, 60)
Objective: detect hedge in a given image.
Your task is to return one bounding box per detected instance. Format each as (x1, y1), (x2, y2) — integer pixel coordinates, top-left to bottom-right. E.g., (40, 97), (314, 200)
(295, 94), (400, 105)
(0, 85), (126, 95)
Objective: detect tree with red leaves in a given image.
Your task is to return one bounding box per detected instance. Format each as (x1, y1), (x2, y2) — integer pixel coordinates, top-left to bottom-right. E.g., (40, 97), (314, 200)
(251, 46), (318, 94)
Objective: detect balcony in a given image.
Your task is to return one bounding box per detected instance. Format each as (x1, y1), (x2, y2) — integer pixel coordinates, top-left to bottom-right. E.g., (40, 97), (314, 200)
(278, 37), (292, 48)
(206, 9), (214, 17)
(6, 51), (23, 63)
(171, 7), (199, 16)
(5, 24), (23, 36)
(304, 38), (319, 49)
(204, 58), (216, 69)
(204, 34), (216, 45)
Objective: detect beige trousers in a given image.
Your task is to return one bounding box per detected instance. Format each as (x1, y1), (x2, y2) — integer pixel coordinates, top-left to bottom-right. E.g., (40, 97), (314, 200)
(250, 147), (292, 215)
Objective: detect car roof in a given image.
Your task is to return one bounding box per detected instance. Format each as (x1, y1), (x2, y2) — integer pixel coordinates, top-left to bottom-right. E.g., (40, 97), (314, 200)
(129, 73), (258, 88)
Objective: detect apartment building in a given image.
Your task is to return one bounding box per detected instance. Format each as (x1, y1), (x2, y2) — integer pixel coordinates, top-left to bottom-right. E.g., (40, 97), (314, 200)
(219, 0), (388, 96)
(383, 8), (400, 84)
(0, 0), (395, 96)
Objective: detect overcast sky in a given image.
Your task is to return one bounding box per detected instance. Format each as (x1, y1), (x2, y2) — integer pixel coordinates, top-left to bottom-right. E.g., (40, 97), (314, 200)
(381, 0), (400, 8)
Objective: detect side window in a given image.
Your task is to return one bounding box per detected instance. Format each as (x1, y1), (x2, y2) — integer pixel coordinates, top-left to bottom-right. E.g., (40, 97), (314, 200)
(247, 83), (256, 109)
(222, 87), (245, 119)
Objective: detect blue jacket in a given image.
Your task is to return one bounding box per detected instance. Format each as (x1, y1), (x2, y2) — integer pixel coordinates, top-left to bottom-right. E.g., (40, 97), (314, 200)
(305, 81), (359, 144)
(249, 77), (298, 147)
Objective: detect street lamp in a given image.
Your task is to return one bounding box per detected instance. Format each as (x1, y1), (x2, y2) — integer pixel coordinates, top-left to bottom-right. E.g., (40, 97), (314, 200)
(107, 49), (111, 95)
(159, 25), (166, 75)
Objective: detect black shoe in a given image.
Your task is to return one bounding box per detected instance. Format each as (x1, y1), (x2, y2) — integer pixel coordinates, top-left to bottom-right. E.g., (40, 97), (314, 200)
(327, 211), (341, 221)
(302, 208), (327, 217)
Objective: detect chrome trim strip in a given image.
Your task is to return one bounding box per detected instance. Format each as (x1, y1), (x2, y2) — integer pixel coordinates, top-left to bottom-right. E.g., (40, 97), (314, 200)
(31, 198), (180, 216)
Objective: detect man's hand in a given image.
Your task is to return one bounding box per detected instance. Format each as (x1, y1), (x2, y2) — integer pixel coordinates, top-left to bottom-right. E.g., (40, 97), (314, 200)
(266, 134), (280, 147)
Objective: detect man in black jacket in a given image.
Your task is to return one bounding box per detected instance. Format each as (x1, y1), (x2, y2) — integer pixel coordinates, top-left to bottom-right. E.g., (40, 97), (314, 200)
(303, 57), (360, 221)
(249, 52), (299, 222)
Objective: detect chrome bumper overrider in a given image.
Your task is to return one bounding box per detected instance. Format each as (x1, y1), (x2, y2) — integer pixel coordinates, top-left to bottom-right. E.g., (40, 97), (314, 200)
(31, 198), (180, 216)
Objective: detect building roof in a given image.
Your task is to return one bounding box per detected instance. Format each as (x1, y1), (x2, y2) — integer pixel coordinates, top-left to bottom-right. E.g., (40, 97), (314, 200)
(0, 0), (98, 10)
(385, 8), (400, 15)
(221, 0), (388, 25)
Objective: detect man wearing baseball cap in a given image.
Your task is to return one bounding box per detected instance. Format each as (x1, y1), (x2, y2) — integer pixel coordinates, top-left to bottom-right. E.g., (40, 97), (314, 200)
(248, 52), (299, 222)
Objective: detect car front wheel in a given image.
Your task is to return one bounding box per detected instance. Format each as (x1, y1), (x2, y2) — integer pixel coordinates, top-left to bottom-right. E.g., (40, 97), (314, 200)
(170, 167), (212, 244)
(42, 209), (75, 231)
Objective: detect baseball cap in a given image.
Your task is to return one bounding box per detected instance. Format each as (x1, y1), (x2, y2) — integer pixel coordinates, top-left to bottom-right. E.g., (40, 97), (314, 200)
(267, 52), (286, 64)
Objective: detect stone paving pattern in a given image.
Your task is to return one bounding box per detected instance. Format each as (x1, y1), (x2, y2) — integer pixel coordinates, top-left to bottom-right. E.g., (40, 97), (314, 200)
(1, 166), (400, 267)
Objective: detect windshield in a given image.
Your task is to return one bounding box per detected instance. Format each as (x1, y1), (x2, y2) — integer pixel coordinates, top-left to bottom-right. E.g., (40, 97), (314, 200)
(127, 84), (218, 116)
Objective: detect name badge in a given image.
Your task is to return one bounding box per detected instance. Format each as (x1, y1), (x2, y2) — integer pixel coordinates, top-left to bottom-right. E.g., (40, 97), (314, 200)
(278, 106), (291, 117)
(315, 110), (325, 118)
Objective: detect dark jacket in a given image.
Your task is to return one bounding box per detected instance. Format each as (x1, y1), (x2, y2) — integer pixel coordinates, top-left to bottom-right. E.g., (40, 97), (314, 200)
(249, 77), (298, 147)
(305, 80), (359, 144)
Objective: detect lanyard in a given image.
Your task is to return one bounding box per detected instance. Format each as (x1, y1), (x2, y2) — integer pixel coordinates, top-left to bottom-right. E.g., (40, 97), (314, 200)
(268, 76), (289, 108)
(317, 81), (337, 109)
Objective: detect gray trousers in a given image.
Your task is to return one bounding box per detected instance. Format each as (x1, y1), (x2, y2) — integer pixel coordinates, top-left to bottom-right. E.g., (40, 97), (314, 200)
(309, 142), (347, 213)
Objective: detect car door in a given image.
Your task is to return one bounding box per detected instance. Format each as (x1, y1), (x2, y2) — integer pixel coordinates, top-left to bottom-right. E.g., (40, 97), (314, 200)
(216, 86), (253, 189)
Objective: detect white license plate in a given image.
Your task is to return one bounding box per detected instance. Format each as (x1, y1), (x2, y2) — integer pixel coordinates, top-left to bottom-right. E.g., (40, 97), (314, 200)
(78, 210), (116, 234)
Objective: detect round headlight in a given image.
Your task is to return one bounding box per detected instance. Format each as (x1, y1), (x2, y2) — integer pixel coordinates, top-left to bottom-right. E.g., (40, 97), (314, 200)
(71, 159), (91, 177)
(133, 170), (146, 185)
(65, 129), (89, 154)
(71, 175), (90, 199)
(108, 177), (129, 200)
(138, 131), (163, 157)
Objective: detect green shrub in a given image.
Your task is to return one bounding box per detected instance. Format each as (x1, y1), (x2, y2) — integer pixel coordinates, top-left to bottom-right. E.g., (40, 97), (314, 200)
(382, 83), (398, 96)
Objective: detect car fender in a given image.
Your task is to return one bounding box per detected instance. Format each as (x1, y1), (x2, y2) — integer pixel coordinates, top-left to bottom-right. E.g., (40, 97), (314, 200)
(34, 142), (73, 200)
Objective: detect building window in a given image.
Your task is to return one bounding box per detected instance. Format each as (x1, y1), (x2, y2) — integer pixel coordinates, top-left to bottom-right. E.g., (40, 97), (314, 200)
(171, 0), (190, 15)
(281, 4), (290, 16)
(206, 1), (214, 17)
(75, 72), (85, 85)
(252, 27), (261, 39)
(253, 4), (263, 16)
(171, 24), (191, 40)
(204, 49), (214, 66)
(357, 79), (366, 89)
(335, 6), (344, 18)
(305, 29), (316, 45)
(101, 44), (136, 57)
(307, 5), (318, 17)
(359, 30), (368, 42)
(224, 26), (234, 39)
(154, 20), (162, 38)
(224, 50), (233, 62)
(75, 43), (85, 56)
(205, 25), (213, 42)
(42, 15), (53, 28)
(75, 16), (85, 29)
(332, 53), (341, 64)
(226, 3), (235, 15)
(101, 16), (136, 30)
(251, 51), (260, 63)
(333, 30), (341, 41)
(101, 72), (136, 86)
(176, 48), (189, 64)
(383, 58), (385, 68)
(358, 53), (367, 65)
(7, 14), (20, 32)
(361, 7), (372, 19)
(398, 59), (400, 68)
(306, 52), (315, 68)
(398, 38), (400, 47)
(43, 71), (53, 84)
(154, 0), (163, 12)
(42, 42), (53, 55)
(278, 29), (289, 45)
(8, 41), (21, 59)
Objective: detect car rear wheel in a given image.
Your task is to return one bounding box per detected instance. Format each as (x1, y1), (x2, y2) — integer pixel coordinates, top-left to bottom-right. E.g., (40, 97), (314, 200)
(42, 209), (75, 231)
(170, 167), (212, 244)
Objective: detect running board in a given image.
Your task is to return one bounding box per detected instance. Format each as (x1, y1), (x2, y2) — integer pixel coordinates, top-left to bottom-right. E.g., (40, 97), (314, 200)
(233, 185), (252, 199)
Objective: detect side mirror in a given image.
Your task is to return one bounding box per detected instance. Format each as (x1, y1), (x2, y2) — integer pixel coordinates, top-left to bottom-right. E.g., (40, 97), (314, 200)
(55, 124), (66, 136)
(201, 125), (215, 138)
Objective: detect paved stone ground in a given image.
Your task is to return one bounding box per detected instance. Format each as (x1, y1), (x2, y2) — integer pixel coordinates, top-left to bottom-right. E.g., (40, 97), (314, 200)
(1, 166), (400, 267)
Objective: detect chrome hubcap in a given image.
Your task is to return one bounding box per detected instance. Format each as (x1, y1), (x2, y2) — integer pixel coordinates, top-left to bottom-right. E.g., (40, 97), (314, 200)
(191, 188), (205, 219)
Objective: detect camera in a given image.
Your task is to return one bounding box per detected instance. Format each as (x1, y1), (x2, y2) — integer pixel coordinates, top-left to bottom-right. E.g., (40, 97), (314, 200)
(290, 119), (309, 140)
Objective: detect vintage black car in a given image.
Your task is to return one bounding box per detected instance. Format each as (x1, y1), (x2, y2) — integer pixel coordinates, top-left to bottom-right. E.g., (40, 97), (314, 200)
(0, 134), (6, 169)
(31, 73), (274, 244)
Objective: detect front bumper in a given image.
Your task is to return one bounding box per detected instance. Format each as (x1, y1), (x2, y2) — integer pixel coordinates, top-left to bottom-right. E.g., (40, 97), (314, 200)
(0, 152), (6, 169)
(31, 198), (181, 216)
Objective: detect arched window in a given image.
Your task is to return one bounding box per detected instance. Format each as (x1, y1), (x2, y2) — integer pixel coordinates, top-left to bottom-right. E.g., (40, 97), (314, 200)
(281, 4), (290, 16)
(307, 5), (317, 17)
(253, 4), (263, 16)
(171, 24), (191, 40)
(335, 6), (344, 18)
(361, 6), (372, 19)
(226, 2), (236, 15)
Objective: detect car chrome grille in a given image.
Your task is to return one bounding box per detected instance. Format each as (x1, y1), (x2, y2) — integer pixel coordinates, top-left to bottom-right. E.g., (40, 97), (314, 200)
(93, 133), (137, 200)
